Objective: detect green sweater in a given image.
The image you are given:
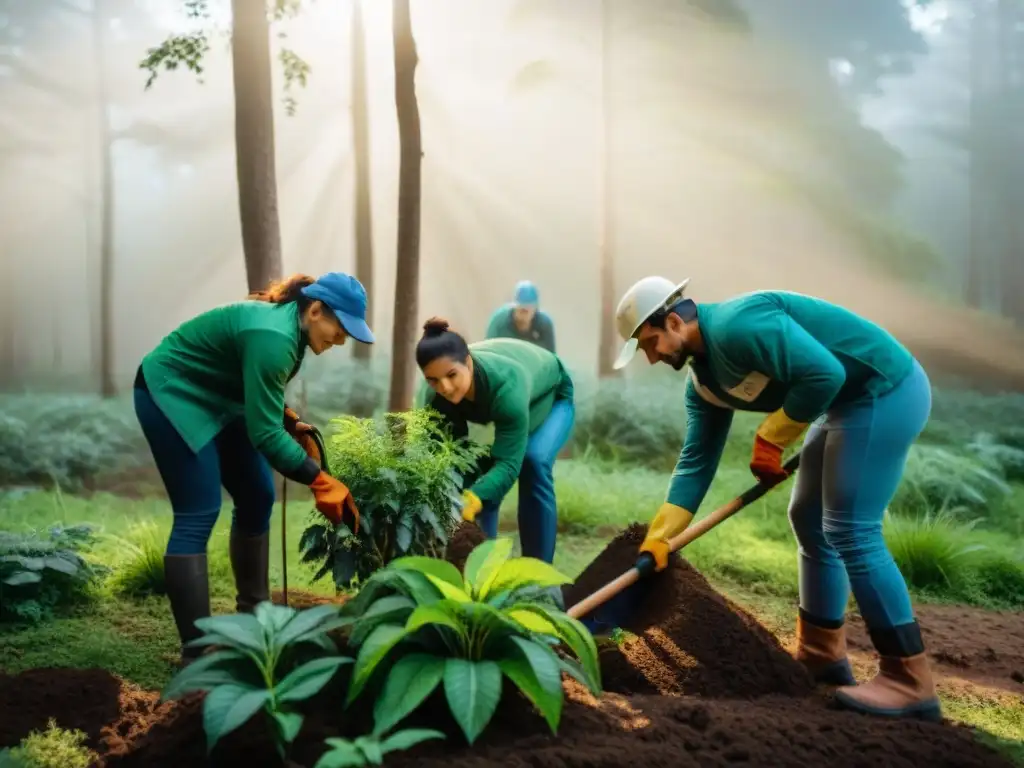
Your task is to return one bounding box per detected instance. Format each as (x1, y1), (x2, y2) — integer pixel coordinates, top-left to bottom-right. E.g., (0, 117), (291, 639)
(140, 300), (312, 479)
(418, 338), (574, 503)
(667, 290), (915, 513)
(485, 304), (557, 353)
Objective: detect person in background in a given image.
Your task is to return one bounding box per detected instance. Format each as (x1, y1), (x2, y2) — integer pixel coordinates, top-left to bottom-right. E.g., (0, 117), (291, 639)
(485, 280), (556, 353)
(133, 272), (370, 667)
(415, 318), (574, 566)
(612, 275), (941, 723)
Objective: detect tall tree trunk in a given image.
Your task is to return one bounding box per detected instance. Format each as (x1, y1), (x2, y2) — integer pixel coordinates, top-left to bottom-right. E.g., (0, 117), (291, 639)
(596, 0), (616, 377)
(997, 0), (1024, 324)
(231, 0), (283, 293)
(352, 0), (374, 362)
(966, 1), (991, 310)
(94, 0), (116, 397)
(387, 0), (423, 412)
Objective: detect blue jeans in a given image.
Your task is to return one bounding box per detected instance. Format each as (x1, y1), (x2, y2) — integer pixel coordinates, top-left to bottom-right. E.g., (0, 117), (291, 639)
(787, 360), (931, 630)
(134, 386), (277, 556)
(476, 399), (575, 563)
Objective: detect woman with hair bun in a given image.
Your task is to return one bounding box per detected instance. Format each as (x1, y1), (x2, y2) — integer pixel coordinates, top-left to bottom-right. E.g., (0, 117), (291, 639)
(134, 271), (372, 667)
(415, 317), (575, 566)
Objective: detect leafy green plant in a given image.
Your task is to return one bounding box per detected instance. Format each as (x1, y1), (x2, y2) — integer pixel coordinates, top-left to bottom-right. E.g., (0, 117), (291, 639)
(1, 719), (94, 768)
(0, 524), (106, 623)
(299, 408), (487, 590)
(892, 444), (1011, 519)
(313, 728), (445, 768)
(339, 538), (602, 745)
(162, 601), (353, 758)
(883, 509), (987, 593)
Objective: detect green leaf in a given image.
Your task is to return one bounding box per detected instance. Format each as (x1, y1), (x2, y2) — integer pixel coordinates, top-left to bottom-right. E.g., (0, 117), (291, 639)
(379, 728), (446, 754)
(372, 654), (445, 736)
(506, 608), (558, 636)
(396, 522), (413, 552)
(498, 637), (564, 733)
(41, 555), (79, 575)
(405, 601), (465, 637)
(193, 613), (267, 655)
(388, 556), (465, 592)
(355, 736), (384, 763)
(314, 738), (366, 768)
(346, 623), (409, 706)
(424, 574), (472, 602)
(514, 605), (602, 695)
(276, 656), (352, 703)
(271, 709), (304, 745)
(350, 595), (416, 646)
(2, 571), (41, 586)
(275, 604), (351, 648)
(161, 650), (250, 702)
(443, 658), (502, 744)
(202, 684), (270, 752)
(333, 549), (358, 588)
(463, 538), (513, 594)
(255, 602), (295, 635)
(480, 558), (570, 600)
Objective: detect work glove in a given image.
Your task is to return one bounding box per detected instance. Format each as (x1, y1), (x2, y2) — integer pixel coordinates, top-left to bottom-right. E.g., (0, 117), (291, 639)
(639, 503), (694, 571)
(751, 407), (808, 485)
(284, 407), (321, 464)
(460, 489), (483, 524)
(309, 471), (360, 531)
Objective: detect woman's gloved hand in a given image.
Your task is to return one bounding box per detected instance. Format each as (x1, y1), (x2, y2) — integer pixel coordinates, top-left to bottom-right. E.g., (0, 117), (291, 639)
(460, 489), (483, 523)
(284, 406), (321, 464)
(751, 408), (808, 485)
(639, 502), (694, 571)
(309, 472), (360, 531)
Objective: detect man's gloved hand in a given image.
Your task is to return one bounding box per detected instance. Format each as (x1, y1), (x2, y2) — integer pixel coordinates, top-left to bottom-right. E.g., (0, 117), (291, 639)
(460, 489), (483, 524)
(639, 503), (694, 571)
(309, 472), (360, 531)
(284, 407), (321, 464)
(751, 408), (808, 485)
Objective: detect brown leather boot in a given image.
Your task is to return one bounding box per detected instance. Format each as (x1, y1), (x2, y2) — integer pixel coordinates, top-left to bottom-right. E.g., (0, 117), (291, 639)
(794, 610), (856, 686)
(163, 554), (211, 668)
(833, 621), (941, 722)
(229, 529), (270, 614)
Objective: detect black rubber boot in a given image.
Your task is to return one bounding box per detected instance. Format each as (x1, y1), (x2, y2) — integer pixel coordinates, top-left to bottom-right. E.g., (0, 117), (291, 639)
(163, 554), (211, 668)
(229, 530), (270, 614)
(794, 609), (857, 686)
(833, 620), (942, 722)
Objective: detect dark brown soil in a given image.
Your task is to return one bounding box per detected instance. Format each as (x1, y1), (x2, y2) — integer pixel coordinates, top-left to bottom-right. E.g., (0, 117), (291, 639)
(444, 521), (488, 574)
(0, 524), (1013, 767)
(271, 589), (348, 611)
(563, 523), (815, 698)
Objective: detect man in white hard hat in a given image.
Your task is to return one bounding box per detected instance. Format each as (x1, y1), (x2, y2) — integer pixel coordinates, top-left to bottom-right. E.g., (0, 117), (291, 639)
(613, 277), (941, 724)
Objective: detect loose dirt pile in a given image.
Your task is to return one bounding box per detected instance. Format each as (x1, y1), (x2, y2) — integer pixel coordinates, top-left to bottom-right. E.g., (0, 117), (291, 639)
(444, 520), (488, 574)
(563, 523), (815, 698)
(0, 524), (1014, 767)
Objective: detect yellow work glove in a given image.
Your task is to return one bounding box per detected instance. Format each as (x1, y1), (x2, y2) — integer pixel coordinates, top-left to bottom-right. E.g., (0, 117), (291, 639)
(751, 408), (808, 485)
(460, 489), (483, 523)
(639, 503), (694, 571)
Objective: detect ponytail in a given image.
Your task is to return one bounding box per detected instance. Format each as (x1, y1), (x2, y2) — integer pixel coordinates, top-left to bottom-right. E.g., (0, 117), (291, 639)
(248, 274), (317, 304)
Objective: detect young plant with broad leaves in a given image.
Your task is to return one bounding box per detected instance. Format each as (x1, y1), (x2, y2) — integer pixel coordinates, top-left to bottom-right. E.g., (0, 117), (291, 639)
(162, 602), (352, 759)
(299, 409), (487, 590)
(313, 727), (445, 768)
(338, 538), (602, 745)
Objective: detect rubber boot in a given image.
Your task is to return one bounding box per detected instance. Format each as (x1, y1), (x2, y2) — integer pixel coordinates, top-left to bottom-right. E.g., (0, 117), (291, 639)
(229, 529), (270, 614)
(163, 554), (211, 668)
(794, 610), (856, 686)
(833, 620), (942, 722)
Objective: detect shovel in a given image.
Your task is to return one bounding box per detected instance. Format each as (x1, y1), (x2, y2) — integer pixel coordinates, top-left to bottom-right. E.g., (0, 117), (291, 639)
(280, 425), (331, 607)
(566, 452), (802, 635)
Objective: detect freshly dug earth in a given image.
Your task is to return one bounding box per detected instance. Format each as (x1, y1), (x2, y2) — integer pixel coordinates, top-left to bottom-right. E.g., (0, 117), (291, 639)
(563, 523), (815, 698)
(0, 524), (1012, 767)
(444, 520), (488, 574)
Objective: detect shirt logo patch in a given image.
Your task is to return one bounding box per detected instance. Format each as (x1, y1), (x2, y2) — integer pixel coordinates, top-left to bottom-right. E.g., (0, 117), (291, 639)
(726, 371), (771, 402)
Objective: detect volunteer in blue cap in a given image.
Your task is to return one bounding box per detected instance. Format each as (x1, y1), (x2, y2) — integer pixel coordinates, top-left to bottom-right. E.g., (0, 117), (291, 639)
(133, 271), (373, 666)
(485, 280), (556, 353)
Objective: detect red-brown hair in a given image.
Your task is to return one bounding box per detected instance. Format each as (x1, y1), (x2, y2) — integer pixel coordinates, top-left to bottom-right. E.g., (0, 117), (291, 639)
(248, 274), (317, 304)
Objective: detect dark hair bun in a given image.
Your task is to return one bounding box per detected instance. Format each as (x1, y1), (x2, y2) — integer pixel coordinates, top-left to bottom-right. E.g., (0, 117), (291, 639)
(422, 317), (451, 338)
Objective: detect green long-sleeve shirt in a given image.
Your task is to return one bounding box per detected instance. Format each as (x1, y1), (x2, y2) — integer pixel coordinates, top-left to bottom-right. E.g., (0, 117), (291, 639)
(485, 304), (557, 353)
(140, 300), (314, 480)
(667, 290), (915, 513)
(418, 338), (574, 503)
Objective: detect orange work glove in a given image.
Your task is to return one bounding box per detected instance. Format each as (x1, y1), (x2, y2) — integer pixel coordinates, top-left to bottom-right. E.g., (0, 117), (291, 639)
(309, 472), (360, 531)
(751, 408), (808, 485)
(284, 407), (321, 464)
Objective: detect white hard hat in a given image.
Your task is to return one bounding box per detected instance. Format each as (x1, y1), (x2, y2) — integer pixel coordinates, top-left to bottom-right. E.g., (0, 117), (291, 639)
(612, 276), (691, 370)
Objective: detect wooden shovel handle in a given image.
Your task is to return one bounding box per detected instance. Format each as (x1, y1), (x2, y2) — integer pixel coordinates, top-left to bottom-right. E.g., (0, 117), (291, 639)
(566, 452), (801, 621)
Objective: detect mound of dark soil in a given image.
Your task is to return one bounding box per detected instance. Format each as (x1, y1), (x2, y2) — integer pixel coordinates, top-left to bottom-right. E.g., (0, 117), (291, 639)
(445, 521), (488, 574)
(563, 523), (814, 698)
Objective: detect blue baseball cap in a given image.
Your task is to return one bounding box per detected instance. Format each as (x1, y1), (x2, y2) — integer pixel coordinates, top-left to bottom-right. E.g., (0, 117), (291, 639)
(300, 272), (375, 344)
(514, 280), (539, 306)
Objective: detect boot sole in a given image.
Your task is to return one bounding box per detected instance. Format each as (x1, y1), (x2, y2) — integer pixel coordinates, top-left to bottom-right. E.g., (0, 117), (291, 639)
(832, 691), (943, 723)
